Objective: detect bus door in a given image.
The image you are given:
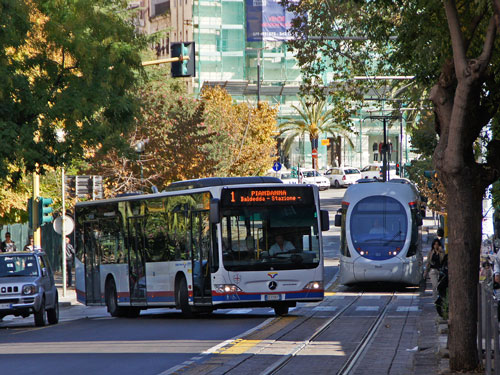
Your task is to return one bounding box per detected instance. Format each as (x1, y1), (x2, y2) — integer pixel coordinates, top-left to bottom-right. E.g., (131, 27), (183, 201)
(191, 211), (212, 303)
(84, 222), (101, 304)
(128, 217), (147, 305)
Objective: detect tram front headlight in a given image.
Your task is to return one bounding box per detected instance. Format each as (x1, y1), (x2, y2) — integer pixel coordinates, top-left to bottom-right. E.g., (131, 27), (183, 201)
(214, 284), (242, 293)
(305, 281), (323, 290)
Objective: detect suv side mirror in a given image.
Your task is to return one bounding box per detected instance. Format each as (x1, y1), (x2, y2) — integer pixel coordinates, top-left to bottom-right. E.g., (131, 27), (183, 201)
(41, 268), (48, 277)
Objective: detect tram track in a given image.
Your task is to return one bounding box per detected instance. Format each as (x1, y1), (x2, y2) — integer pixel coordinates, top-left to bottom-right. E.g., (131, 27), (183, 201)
(258, 292), (396, 375)
(170, 290), (412, 375)
(259, 294), (364, 375)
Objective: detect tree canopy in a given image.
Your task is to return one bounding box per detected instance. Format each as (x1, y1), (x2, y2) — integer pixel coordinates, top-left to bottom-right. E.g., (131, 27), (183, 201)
(0, 0), (148, 181)
(283, 0), (500, 371)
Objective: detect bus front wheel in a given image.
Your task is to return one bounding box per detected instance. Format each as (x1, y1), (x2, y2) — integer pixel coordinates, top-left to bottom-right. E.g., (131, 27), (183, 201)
(177, 278), (193, 317)
(274, 304), (289, 316)
(106, 279), (125, 317)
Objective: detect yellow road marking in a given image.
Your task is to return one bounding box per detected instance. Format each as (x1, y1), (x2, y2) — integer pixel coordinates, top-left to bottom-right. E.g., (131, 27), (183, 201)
(218, 339), (261, 355)
(325, 292), (336, 296)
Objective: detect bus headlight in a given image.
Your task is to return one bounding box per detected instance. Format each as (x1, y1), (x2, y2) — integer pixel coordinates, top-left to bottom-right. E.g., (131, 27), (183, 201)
(304, 281), (323, 290)
(22, 284), (37, 295)
(214, 284), (242, 293)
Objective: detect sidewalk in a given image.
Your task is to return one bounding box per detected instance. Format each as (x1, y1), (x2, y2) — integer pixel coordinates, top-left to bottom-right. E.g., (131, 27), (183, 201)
(54, 271), (78, 307)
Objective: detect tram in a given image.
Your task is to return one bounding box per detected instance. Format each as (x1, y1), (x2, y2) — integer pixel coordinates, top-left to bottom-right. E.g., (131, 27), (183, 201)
(335, 181), (424, 285)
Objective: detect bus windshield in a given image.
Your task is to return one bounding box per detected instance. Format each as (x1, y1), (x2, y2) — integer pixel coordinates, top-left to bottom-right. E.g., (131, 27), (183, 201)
(220, 187), (320, 271)
(349, 196), (408, 260)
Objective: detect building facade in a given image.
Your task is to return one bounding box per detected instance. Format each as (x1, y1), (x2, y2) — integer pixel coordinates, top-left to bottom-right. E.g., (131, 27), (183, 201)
(134, 0), (416, 171)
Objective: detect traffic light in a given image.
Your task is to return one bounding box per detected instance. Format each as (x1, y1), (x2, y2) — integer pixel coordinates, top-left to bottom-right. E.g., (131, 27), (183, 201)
(171, 42), (196, 77)
(38, 197), (54, 224)
(396, 163), (400, 176)
(291, 166), (298, 178)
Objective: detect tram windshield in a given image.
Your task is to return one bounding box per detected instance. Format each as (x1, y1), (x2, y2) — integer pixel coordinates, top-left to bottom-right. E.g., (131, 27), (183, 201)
(220, 187), (320, 271)
(349, 196), (408, 260)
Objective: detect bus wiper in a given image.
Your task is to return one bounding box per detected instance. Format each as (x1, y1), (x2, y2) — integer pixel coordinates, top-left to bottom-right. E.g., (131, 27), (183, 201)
(384, 231), (402, 245)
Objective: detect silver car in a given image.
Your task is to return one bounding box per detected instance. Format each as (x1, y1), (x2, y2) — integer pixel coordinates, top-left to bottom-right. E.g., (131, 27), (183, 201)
(0, 251), (59, 326)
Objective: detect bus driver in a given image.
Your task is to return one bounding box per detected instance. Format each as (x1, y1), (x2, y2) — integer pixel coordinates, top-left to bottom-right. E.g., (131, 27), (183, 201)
(269, 234), (295, 256)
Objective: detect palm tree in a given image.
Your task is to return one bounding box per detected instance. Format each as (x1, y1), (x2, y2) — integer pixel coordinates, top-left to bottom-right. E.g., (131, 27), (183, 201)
(278, 96), (355, 169)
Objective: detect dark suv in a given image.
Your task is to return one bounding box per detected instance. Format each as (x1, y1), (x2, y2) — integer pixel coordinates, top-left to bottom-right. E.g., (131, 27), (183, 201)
(0, 251), (59, 326)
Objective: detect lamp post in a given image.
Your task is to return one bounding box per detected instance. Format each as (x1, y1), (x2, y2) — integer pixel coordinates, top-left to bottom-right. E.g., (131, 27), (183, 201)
(134, 140), (146, 190)
(366, 115), (400, 182)
(245, 47), (266, 104)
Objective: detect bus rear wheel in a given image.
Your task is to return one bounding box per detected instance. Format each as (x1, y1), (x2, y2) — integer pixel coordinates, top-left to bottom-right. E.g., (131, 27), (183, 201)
(274, 304), (289, 316)
(106, 279), (125, 317)
(177, 278), (193, 318)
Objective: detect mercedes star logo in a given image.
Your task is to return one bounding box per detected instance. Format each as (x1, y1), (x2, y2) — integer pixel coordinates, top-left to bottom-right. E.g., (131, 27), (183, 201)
(268, 281), (277, 290)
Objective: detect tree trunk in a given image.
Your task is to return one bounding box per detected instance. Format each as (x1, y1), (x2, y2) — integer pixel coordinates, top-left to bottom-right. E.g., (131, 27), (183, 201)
(441, 169), (482, 371)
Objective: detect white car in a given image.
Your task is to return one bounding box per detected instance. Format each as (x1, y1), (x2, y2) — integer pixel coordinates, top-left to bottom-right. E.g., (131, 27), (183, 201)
(324, 167), (362, 188)
(299, 169), (330, 190)
(278, 172), (299, 184)
(360, 163), (398, 180)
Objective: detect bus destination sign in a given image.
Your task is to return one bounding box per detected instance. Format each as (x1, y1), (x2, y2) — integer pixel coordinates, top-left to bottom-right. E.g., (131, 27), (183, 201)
(221, 187), (313, 206)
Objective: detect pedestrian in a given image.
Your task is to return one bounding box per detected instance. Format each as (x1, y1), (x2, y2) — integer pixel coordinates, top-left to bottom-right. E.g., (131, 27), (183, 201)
(1, 232), (17, 252)
(388, 141), (393, 161)
(372, 142), (378, 161)
(424, 238), (446, 300)
(23, 235), (34, 251)
(65, 237), (75, 287)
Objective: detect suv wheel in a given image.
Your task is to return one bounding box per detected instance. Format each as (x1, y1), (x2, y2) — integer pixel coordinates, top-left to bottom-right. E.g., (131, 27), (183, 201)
(47, 293), (59, 325)
(34, 297), (47, 327)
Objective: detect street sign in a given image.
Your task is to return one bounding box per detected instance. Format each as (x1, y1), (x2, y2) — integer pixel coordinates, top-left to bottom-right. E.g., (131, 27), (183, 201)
(321, 139), (330, 146)
(53, 215), (75, 235)
(272, 162), (282, 172)
(312, 149), (318, 159)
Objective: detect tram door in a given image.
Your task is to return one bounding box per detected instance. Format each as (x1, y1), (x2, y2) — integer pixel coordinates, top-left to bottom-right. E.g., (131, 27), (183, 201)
(128, 217), (147, 305)
(83, 222), (101, 304)
(191, 211), (212, 303)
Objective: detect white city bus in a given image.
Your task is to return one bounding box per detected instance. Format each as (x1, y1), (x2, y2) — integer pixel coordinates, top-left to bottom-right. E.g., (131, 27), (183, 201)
(74, 177), (329, 317)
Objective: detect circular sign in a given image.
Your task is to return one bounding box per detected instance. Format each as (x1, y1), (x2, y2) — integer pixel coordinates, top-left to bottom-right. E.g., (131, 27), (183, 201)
(53, 215), (75, 235)
(312, 149), (318, 158)
(272, 161), (282, 172)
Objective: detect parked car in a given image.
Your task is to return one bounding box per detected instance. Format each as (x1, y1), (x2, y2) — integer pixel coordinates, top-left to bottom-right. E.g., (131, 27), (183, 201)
(360, 163), (398, 180)
(279, 172), (299, 184)
(324, 167), (362, 188)
(0, 251), (59, 326)
(360, 163), (382, 179)
(299, 169), (330, 190)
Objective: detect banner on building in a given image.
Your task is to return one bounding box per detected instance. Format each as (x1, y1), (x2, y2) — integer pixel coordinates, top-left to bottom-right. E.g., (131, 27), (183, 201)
(246, 0), (296, 42)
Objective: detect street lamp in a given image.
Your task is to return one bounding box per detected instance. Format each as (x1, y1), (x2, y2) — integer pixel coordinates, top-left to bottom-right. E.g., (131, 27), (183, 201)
(246, 47), (267, 104)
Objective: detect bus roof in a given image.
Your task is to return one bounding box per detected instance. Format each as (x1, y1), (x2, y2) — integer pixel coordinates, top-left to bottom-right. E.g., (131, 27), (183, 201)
(75, 177), (284, 207)
(165, 176), (283, 191)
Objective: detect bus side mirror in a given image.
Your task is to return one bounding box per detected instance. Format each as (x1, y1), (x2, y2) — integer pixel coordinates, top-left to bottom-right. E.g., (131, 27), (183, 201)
(320, 210), (330, 231)
(210, 199), (220, 224)
(334, 214), (341, 227)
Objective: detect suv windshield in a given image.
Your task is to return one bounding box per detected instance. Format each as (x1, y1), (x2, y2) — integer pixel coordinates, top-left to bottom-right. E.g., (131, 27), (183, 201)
(0, 255), (39, 277)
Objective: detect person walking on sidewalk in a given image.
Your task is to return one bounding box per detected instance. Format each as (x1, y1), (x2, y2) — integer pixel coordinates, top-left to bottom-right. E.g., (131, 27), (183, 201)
(65, 237), (75, 287)
(1, 232), (16, 252)
(424, 238), (446, 300)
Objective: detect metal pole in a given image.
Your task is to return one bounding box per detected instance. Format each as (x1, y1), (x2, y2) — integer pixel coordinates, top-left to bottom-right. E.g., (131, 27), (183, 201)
(478, 284), (483, 364)
(33, 168), (40, 248)
(382, 118), (388, 182)
(399, 115), (403, 174)
(62, 168), (66, 297)
(257, 49), (261, 104)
